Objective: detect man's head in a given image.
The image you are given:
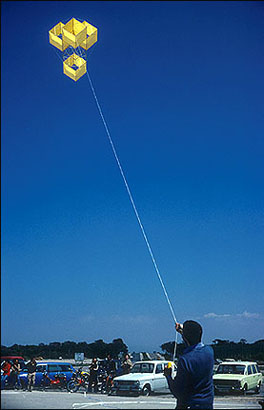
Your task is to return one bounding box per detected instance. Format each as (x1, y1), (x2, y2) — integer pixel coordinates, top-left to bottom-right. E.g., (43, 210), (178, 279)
(182, 320), (203, 346)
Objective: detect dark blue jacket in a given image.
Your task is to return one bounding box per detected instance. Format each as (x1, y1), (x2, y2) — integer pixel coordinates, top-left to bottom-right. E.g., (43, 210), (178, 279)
(166, 343), (214, 409)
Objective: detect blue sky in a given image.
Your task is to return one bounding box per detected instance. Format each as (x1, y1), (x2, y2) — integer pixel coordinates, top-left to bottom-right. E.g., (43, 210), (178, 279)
(1, 1), (264, 352)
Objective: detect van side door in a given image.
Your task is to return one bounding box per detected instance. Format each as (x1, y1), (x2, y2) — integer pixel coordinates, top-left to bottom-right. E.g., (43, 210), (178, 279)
(35, 364), (47, 386)
(47, 364), (61, 381)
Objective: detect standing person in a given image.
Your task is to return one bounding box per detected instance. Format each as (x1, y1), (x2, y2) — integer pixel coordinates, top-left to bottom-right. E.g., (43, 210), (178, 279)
(27, 358), (37, 392)
(104, 354), (116, 393)
(1, 360), (11, 377)
(121, 354), (132, 375)
(164, 320), (214, 409)
(88, 358), (99, 393)
(105, 354), (116, 376)
(10, 359), (21, 389)
(1, 360), (12, 388)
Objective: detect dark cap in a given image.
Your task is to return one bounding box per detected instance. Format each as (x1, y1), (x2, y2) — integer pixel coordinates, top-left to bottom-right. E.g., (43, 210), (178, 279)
(183, 320), (203, 346)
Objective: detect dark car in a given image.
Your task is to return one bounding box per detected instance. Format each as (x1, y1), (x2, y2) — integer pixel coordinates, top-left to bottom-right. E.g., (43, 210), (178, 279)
(18, 361), (76, 388)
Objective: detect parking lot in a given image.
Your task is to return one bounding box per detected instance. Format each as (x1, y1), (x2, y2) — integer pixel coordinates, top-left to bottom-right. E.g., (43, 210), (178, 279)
(2, 389), (264, 409)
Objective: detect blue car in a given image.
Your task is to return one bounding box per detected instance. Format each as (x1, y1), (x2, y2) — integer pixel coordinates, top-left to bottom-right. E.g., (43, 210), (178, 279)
(18, 361), (76, 388)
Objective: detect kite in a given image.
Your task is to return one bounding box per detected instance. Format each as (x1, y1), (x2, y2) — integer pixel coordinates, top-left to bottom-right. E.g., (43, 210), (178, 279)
(49, 17), (98, 81)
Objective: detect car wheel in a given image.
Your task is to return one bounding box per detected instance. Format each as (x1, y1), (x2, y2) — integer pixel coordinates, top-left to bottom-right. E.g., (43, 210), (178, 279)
(242, 384), (248, 396)
(142, 385), (151, 397)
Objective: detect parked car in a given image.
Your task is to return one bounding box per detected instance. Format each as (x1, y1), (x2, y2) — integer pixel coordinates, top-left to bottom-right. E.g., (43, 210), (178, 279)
(213, 361), (262, 395)
(18, 361), (76, 388)
(111, 360), (176, 396)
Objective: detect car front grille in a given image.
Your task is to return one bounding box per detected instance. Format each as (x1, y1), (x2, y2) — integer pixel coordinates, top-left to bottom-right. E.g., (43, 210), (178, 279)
(214, 380), (239, 387)
(116, 381), (136, 386)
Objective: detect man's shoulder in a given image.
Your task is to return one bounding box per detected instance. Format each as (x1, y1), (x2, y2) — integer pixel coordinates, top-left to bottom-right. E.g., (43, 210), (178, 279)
(197, 343), (214, 356)
(200, 344), (213, 351)
(182, 343), (214, 358)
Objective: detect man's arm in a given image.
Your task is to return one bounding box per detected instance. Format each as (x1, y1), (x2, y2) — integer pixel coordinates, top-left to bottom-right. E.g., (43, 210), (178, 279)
(165, 358), (188, 400)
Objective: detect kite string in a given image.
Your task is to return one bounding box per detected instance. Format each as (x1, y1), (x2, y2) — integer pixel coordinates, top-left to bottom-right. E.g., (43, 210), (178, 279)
(52, 38), (179, 362)
(51, 53), (179, 360)
(86, 69), (178, 328)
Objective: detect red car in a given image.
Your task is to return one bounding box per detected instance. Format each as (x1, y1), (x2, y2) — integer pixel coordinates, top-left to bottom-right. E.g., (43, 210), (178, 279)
(1, 356), (25, 369)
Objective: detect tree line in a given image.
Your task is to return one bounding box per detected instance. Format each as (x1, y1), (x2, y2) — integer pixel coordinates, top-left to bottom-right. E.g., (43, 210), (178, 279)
(2, 338), (264, 362)
(1, 338), (128, 361)
(161, 339), (264, 362)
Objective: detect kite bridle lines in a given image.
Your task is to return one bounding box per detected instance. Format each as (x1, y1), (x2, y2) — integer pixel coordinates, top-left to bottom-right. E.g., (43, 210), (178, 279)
(86, 70), (179, 358)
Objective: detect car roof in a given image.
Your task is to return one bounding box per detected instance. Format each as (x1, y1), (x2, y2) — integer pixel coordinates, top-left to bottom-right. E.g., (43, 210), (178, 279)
(35, 361), (73, 365)
(219, 361), (257, 366)
(133, 360), (170, 364)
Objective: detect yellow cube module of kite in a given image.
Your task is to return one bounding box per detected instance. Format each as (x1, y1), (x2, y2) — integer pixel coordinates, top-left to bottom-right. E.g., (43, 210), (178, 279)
(48, 17), (98, 81)
(63, 54), (87, 82)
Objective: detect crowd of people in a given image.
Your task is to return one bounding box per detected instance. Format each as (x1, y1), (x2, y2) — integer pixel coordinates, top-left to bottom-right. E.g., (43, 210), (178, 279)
(1, 358), (37, 391)
(1, 358), (24, 389)
(1, 353), (132, 392)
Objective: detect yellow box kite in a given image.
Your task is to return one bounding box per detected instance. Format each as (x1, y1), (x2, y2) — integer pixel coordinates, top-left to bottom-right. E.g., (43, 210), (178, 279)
(49, 17), (98, 81)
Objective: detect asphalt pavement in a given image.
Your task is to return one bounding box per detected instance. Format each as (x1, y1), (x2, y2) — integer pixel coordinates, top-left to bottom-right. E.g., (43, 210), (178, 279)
(1, 389), (264, 409)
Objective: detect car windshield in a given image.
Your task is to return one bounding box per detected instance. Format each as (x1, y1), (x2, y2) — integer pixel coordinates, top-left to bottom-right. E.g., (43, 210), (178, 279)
(216, 365), (246, 375)
(131, 363), (154, 374)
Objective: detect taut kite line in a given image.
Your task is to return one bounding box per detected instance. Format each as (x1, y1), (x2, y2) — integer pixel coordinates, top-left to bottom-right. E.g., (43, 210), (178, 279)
(48, 17), (179, 358)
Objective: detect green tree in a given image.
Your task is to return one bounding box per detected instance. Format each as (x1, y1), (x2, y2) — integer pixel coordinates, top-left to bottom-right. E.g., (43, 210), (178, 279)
(108, 338), (128, 358)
